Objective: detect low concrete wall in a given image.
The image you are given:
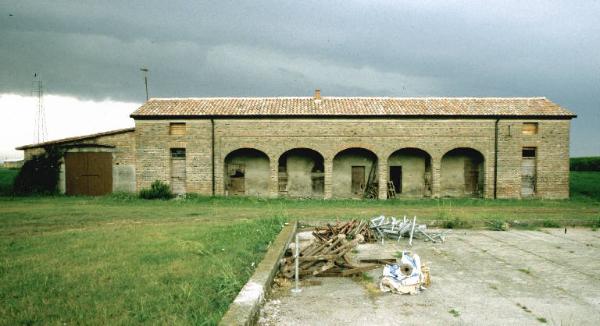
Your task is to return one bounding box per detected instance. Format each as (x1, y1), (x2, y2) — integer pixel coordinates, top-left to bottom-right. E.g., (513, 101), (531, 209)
(219, 222), (297, 326)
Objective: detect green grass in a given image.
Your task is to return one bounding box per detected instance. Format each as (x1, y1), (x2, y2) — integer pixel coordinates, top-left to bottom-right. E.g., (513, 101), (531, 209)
(0, 205), (285, 325)
(570, 171), (600, 201)
(0, 171), (599, 324)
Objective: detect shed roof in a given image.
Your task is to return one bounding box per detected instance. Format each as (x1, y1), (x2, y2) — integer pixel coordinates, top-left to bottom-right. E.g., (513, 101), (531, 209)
(131, 97), (575, 118)
(16, 128), (135, 150)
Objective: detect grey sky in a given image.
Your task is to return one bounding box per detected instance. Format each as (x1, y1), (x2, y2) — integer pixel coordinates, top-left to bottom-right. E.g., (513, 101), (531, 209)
(1, 0), (599, 156)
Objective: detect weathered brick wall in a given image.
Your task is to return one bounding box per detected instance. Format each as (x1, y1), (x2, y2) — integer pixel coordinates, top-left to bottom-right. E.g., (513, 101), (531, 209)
(496, 119), (570, 199)
(134, 118), (570, 199)
(134, 120), (212, 193)
(213, 119), (495, 198)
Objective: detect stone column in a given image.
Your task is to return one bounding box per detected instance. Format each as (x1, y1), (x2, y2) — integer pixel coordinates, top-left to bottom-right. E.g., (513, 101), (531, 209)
(378, 159), (388, 200)
(431, 156), (442, 198)
(324, 157), (333, 199)
(269, 159), (279, 198)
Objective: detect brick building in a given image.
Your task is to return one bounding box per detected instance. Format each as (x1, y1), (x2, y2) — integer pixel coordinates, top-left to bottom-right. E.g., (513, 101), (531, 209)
(17, 93), (576, 199)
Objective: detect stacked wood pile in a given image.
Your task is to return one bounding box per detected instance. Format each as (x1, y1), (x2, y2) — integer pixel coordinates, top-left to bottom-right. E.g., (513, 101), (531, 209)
(279, 233), (377, 278)
(312, 220), (377, 243)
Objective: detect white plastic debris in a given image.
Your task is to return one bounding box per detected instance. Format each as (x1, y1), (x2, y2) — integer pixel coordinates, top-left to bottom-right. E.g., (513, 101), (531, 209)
(379, 251), (425, 295)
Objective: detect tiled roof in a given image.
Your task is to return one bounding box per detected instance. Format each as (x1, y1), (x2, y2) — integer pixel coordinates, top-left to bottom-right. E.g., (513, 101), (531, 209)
(16, 128), (135, 150)
(131, 97), (575, 118)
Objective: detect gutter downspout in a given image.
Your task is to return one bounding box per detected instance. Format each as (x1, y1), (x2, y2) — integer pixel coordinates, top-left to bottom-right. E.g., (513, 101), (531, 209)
(494, 119), (499, 199)
(211, 119), (215, 196)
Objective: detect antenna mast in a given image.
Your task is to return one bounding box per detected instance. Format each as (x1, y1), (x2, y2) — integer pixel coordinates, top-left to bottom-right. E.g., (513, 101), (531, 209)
(32, 73), (47, 143)
(140, 67), (149, 101)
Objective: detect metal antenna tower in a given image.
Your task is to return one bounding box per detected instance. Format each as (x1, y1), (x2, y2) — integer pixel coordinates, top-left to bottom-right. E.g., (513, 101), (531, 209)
(32, 73), (48, 143)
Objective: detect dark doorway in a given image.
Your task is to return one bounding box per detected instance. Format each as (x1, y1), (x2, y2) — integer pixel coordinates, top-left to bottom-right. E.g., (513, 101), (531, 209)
(351, 166), (365, 195)
(65, 152), (112, 196)
(521, 147), (536, 197)
(389, 166), (402, 194)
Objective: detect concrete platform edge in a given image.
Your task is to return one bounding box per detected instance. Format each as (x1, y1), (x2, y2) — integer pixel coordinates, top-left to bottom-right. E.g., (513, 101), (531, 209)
(219, 221), (297, 326)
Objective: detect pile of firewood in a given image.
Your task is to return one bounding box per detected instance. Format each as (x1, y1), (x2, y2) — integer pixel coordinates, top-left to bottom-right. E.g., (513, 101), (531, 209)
(312, 220), (377, 243)
(279, 234), (377, 278)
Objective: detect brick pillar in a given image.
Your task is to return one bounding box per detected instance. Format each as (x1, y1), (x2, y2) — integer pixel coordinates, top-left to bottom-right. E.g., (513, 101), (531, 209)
(324, 157), (333, 199)
(378, 159), (388, 200)
(431, 156), (441, 198)
(269, 159), (279, 198)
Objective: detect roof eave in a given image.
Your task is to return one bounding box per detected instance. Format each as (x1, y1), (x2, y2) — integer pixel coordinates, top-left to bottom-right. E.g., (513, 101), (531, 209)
(16, 127), (135, 150)
(130, 114), (577, 120)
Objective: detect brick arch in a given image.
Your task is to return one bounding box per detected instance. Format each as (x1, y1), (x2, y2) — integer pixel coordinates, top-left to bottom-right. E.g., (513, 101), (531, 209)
(331, 146), (379, 161)
(386, 147), (433, 198)
(277, 148), (325, 199)
(276, 147), (326, 163)
(223, 148), (271, 197)
(387, 147), (432, 161)
(332, 147), (379, 199)
(222, 146), (273, 162)
(440, 147), (485, 198)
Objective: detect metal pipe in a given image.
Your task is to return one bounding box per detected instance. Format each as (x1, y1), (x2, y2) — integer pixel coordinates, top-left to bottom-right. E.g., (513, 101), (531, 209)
(494, 118), (499, 199)
(292, 233), (302, 293)
(211, 119), (215, 196)
(409, 216), (416, 246)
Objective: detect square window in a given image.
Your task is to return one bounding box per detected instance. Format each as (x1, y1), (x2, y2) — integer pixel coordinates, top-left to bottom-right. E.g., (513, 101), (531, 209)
(170, 123), (186, 135)
(522, 147), (536, 158)
(170, 148), (186, 158)
(522, 122), (538, 135)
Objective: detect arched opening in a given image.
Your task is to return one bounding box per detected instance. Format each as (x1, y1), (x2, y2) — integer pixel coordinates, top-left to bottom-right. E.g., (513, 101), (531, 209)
(332, 148), (378, 199)
(441, 148), (485, 198)
(387, 148), (432, 198)
(278, 148), (324, 198)
(224, 148), (270, 197)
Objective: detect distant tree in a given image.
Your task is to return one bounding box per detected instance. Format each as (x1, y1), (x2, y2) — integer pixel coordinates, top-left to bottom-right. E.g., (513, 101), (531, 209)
(13, 146), (64, 195)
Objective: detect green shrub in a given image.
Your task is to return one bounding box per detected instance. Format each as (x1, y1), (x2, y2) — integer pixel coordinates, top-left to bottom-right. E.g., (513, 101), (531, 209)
(541, 220), (561, 228)
(570, 157), (600, 171)
(12, 146), (63, 195)
(0, 168), (19, 195)
(486, 219), (509, 231)
(442, 217), (472, 229)
(139, 180), (174, 200)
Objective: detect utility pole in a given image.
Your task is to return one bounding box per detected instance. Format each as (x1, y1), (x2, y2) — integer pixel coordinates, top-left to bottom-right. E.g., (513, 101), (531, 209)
(140, 67), (149, 101)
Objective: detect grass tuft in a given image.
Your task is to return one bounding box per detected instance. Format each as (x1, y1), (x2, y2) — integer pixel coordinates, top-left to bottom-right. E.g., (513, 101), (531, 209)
(449, 308), (460, 317)
(442, 217), (472, 229)
(486, 219), (509, 231)
(518, 268), (532, 275)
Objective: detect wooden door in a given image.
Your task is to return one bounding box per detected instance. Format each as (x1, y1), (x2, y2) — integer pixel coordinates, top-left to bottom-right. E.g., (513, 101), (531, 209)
(170, 158), (186, 194)
(389, 166), (402, 194)
(65, 152), (112, 196)
(521, 158), (536, 197)
(351, 166), (365, 195)
(464, 159), (479, 196)
(227, 164), (245, 195)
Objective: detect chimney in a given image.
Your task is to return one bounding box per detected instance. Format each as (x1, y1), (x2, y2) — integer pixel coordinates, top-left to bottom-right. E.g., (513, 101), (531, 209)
(314, 89), (321, 100)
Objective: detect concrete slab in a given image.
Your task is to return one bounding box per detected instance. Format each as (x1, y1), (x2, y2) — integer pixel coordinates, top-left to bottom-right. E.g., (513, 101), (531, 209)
(259, 229), (600, 325)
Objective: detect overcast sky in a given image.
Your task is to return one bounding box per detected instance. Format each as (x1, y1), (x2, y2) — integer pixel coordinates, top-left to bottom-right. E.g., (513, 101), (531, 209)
(1, 0), (599, 160)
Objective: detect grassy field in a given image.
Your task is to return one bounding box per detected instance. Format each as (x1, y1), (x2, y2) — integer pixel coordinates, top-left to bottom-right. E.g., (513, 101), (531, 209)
(0, 169), (599, 325)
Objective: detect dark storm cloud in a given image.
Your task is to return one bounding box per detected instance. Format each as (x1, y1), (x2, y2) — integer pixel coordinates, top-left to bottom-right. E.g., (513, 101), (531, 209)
(1, 0), (599, 155)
